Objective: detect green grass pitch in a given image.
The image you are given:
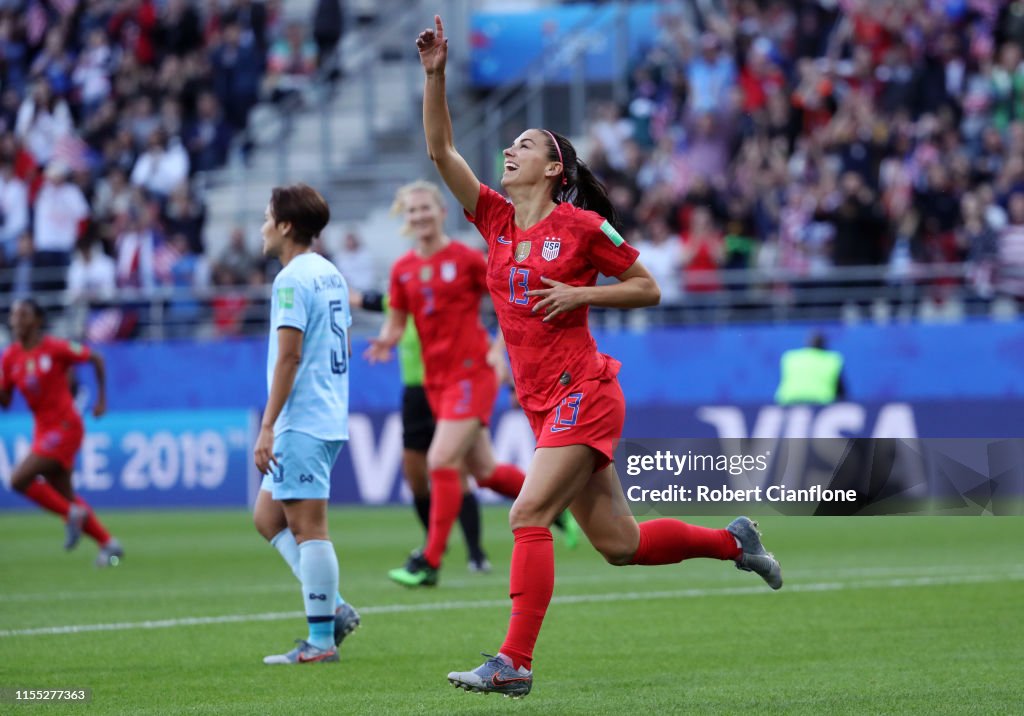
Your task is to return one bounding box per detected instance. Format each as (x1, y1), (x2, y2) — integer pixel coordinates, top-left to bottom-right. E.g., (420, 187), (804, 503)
(1, 507), (1022, 715)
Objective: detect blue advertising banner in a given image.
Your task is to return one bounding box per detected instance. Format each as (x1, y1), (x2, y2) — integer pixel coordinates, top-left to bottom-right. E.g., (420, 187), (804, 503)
(0, 410), (254, 510)
(2, 400), (1021, 509)
(470, 3), (659, 87)
(80, 323), (1024, 416)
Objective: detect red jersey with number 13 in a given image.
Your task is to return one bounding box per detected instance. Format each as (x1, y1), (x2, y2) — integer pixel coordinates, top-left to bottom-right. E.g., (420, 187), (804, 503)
(465, 184), (639, 413)
(0, 336), (91, 429)
(388, 240), (491, 389)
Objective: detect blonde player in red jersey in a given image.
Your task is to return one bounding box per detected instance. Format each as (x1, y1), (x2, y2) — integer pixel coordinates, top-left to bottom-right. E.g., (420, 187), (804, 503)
(367, 180), (530, 587)
(0, 299), (123, 567)
(415, 16), (783, 698)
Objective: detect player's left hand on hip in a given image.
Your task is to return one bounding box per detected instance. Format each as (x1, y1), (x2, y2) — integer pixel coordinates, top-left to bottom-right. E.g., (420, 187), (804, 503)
(254, 426), (277, 475)
(527, 277), (582, 322)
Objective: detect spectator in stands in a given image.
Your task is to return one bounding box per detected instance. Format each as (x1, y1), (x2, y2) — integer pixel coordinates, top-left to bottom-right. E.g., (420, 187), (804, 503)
(115, 208), (159, 292)
(0, 156), (29, 260)
(72, 28), (115, 121)
(636, 217), (683, 307)
(265, 19), (318, 107)
(313, 0), (345, 80)
(241, 264), (270, 334)
(108, 0), (160, 67)
(997, 191), (1024, 296)
(214, 226), (256, 284)
(184, 91), (233, 174)
(816, 171), (886, 268)
(961, 191), (998, 298)
(33, 161), (90, 294)
(127, 95), (161, 149)
(2, 231), (40, 299)
(165, 233), (209, 338)
(14, 79), (72, 166)
(164, 185), (207, 254)
(209, 263), (248, 337)
(333, 230), (377, 293)
(687, 33), (736, 116)
(588, 102), (634, 174)
(130, 128), (190, 199)
(681, 205), (724, 293)
(210, 20), (264, 137)
(92, 167), (135, 226)
(160, 0), (204, 58)
(30, 27), (75, 97)
(66, 234), (117, 305)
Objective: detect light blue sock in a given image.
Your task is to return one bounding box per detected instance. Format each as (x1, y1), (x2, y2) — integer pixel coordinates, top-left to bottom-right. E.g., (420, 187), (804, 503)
(298, 539), (339, 650)
(271, 529), (346, 607)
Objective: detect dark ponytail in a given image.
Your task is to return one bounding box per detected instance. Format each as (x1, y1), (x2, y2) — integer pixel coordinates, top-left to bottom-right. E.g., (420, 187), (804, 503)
(543, 129), (621, 232)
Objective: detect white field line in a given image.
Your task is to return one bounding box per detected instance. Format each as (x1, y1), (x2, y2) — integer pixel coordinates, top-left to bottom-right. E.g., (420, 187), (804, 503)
(2, 571), (1022, 638)
(1, 562), (1017, 604)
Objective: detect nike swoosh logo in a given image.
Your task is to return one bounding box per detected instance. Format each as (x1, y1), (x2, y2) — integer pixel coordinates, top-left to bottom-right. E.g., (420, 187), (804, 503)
(298, 651), (334, 663)
(492, 673), (530, 687)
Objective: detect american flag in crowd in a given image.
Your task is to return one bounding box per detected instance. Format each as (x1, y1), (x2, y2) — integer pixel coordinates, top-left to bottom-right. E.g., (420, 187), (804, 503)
(86, 308), (123, 343)
(153, 238), (183, 284)
(51, 135), (91, 173)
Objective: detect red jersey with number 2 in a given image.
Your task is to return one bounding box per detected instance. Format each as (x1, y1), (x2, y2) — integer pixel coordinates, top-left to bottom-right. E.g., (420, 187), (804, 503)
(388, 241), (491, 390)
(1, 336), (91, 429)
(465, 184), (639, 414)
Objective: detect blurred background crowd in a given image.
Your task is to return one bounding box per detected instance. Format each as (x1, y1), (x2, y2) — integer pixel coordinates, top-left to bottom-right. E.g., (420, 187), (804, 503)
(2, 0), (1024, 339)
(585, 0), (1022, 315)
(0, 0), (346, 340)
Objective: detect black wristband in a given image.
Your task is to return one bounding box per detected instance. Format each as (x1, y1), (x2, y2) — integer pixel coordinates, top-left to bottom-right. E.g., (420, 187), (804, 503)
(362, 290), (385, 312)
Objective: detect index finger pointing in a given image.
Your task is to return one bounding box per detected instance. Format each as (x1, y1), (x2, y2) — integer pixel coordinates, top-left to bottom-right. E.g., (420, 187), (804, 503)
(435, 14), (444, 40)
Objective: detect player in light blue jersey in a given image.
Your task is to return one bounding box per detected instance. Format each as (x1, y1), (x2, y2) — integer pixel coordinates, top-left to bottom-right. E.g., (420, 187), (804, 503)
(250, 183), (360, 665)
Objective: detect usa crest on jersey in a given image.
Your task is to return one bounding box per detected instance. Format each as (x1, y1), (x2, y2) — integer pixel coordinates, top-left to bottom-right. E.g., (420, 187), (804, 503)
(441, 261), (457, 282)
(542, 238), (561, 261)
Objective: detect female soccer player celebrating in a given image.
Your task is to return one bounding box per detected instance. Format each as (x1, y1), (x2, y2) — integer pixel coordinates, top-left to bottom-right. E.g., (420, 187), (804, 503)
(0, 299), (123, 567)
(367, 179), (530, 587)
(415, 16), (783, 698)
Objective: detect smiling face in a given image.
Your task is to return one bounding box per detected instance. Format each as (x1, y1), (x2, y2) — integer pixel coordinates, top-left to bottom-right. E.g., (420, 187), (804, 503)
(402, 188), (445, 240)
(260, 203), (289, 257)
(501, 129), (562, 191)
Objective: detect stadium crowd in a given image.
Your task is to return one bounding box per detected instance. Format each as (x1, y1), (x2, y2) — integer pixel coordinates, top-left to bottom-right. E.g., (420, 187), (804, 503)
(584, 0), (1024, 309)
(4, 0), (1024, 338)
(0, 0), (343, 340)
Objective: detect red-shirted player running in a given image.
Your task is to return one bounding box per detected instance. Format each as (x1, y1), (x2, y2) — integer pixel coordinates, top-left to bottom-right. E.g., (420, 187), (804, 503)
(367, 180), (529, 587)
(416, 16), (783, 698)
(0, 299), (123, 567)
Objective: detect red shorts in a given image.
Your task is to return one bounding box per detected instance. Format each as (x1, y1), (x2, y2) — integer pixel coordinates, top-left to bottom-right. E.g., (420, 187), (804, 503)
(425, 368), (498, 426)
(32, 418), (84, 471)
(524, 377), (625, 470)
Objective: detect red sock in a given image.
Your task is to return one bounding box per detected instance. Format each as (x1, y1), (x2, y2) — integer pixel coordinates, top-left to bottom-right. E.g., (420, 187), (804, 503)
(477, 464), (526, 499)
(422, 467), (462, 568)
(630, 519), (741, 565)
(499, 527), (554, 671)
(22, 480), (71, 518)
(74, 497), (112, 546)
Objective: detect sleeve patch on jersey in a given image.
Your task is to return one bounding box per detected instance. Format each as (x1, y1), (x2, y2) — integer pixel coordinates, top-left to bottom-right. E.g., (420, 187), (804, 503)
(277, 287), (295, 309)
(600, 220), (625, 247)
(69, 341), (85, 355)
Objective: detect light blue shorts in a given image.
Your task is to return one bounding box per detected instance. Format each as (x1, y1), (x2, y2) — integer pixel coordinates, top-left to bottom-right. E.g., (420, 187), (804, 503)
(260, 430), (344, 501)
